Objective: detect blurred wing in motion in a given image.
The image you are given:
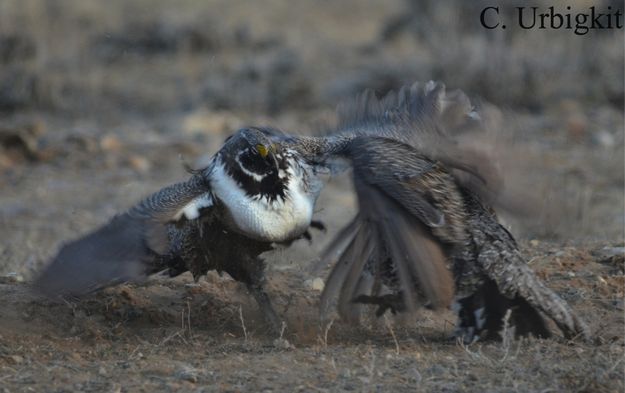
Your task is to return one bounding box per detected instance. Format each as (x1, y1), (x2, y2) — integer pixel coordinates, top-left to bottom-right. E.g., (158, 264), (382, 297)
(317, 136), (463, 321)
(335, 81), (478, 147)
(34, 174), (213, 297)
(318, 81), (589, 340)
(34, 213), (161, 296)
(335, 81), (505, 209)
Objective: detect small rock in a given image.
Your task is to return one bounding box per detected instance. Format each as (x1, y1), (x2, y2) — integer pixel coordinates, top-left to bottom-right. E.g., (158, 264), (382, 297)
(0, 121), (46, 163)
(0, 272), (24, 284)
(127, 154), (151, 172)
(593, 247), (625, 271)
(98, 366), (107, 376)
(530, 239), (540, 247)
(305, 278), (325, 291)
(592, 130), (615, 148)
(10, 355), (23, 364)
(175, 367), (198, 383)
(428, 364), (445, 376)
(311, 278), (324, 292)
(66, 134), (98, 153)
(596, 246), (625, 258)
(100, 134), (123, 152)
(272, 338), (292, 350)
(69, 352), (83, 362)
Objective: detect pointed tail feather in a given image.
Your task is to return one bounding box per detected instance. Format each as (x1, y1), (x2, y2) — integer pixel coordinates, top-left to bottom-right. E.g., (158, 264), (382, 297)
(311, 215), (360, 276)
(319, 219), (363, 319)
(467, 199), (590, 341)
(479, 252), (590, 340)
(337, 222), (376, 322)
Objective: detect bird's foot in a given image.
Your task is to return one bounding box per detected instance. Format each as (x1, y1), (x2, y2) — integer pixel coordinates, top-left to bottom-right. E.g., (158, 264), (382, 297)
(298, 220), (327, 244)
(247, 282), (285, 335)
(310, 220), (326, 232)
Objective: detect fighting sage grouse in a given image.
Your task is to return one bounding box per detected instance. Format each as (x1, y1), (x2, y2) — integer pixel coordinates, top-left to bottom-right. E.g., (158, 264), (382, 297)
(267, 81), (589, 342)
(35, 81), (589, 342)
(35, 128), (326, 330)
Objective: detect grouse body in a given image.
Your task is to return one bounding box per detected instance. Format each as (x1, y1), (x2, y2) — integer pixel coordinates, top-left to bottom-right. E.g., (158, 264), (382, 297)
(35, 128), (326, 329)
(269, 82), (590, 342)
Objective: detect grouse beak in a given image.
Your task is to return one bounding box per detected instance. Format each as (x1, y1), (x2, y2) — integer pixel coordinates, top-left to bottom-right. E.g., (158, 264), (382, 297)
(256, 143), (280, 169)
(256, 144), (270, 159)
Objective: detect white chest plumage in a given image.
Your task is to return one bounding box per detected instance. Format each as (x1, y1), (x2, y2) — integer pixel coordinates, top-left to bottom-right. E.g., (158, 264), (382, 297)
(210, 160), (319, 242)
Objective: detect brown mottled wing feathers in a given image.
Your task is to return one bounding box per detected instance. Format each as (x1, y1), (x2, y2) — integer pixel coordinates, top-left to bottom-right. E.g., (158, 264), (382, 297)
(320, 136), (457, 318)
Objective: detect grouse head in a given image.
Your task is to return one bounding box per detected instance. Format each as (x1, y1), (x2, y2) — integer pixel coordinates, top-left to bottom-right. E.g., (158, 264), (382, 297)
(216, 127), (291, 202)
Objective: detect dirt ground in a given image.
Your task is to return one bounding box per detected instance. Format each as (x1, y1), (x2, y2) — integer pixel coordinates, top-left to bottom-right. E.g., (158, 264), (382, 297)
(0, 0), (623, 392)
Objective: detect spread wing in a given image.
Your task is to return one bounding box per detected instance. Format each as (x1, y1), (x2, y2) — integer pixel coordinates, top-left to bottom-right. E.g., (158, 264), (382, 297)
(33, 173), (214, 297)
(317, 136), (466, 321)
(335, 81), (472, 141)
(316, 81), (589, 340)
(335, 81), (503, 206)
(316, 82), (498, 321)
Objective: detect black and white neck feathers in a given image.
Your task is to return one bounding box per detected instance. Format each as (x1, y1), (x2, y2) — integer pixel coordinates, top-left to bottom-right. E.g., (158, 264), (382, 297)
(218, 147), (291, 203)
(204, 131), (322, 242)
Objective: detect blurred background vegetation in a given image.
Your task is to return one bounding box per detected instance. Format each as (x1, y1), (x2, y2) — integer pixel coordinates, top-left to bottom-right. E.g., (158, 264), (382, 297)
(0, 0), (622, 254)
(0, 0), (622, 117)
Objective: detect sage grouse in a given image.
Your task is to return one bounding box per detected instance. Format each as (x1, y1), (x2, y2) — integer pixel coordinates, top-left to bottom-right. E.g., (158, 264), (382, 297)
(267, 81), (589, 342)
(35, 81), (589, 342)
(34, 128), (326, 330)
